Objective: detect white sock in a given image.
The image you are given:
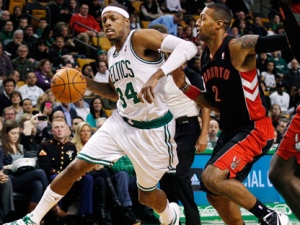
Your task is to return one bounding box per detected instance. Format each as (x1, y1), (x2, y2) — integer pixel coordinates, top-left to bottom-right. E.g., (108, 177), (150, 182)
(28, 186), (64, 223)
(157, 201), (174, 224)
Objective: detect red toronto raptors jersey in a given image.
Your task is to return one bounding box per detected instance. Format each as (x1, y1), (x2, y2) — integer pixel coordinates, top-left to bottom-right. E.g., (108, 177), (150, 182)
(201, 36), (267, 129)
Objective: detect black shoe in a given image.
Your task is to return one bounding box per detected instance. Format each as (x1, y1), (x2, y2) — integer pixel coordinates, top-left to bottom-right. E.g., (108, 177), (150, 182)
(122, 207), (141, 225)
(259, 211), (289, 225)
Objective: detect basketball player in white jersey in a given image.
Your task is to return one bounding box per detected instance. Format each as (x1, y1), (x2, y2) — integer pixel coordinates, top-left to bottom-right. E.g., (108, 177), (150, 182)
(4, 3), (213, 225)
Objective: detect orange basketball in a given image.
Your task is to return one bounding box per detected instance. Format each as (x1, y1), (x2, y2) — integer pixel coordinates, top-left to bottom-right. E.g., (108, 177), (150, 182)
(51, 68), (87, 104)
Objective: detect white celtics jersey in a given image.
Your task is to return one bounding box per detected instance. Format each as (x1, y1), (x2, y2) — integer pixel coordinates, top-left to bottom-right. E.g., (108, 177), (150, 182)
(108, 30), (168, 121)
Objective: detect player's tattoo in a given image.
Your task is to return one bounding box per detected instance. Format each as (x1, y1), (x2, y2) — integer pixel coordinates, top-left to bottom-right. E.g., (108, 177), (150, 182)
(234, 36), (257, 49)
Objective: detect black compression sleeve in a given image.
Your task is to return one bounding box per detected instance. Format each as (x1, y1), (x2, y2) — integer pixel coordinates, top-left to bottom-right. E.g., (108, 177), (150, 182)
(255, 34), (289, 54)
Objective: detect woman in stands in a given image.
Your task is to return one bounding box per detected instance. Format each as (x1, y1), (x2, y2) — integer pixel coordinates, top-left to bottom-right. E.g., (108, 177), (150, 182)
(35, 59), (53, 91)
(11, 91), (23, 122)
(86, 97), (107, 133)
(1, 120), (48, 214)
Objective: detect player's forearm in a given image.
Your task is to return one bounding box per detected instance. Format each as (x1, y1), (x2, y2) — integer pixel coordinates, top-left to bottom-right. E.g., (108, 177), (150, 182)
(86, 78), (118, 101)
(200, 106), (210, 136)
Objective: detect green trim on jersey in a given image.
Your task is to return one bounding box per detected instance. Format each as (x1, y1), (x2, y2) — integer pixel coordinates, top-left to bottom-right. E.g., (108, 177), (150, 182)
(137, 183), (158, 192)
(77, 152), (113, 167)
(122, 110), (173, 129)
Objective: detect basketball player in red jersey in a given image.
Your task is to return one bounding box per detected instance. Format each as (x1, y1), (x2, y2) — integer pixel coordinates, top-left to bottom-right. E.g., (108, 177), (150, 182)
(268, 0), (300, 221)
(138, 2), (300, 225)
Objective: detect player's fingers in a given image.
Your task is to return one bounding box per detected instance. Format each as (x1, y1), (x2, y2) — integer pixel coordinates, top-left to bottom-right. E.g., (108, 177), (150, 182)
(145, 87), (154, 103)
(137, 90), (145, 103)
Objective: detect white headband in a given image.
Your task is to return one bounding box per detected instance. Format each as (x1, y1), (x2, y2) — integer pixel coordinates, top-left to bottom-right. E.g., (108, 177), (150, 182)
(102, 6), (129, 18)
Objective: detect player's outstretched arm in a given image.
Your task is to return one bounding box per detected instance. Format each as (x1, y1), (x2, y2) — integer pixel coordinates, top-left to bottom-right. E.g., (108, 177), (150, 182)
(172, 67), (218, 111)
(85, 77), (119, 101)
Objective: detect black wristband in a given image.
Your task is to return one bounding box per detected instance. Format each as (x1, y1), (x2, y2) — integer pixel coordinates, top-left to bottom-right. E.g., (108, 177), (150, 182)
(179, 82), (189, 91)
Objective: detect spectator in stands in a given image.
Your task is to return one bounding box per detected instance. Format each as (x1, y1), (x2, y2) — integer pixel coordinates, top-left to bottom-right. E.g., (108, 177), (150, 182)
(94, 60), (109, 83)
(45, 89), (60, 108)
(35, 18), (48, 38)
(283, 59), (300, 93)
(54, 102), (78, 127)
(129, 12), (141, 30)
(1, 120), (48, 214)
(73, 99), (90, 121)
(149, 12), (183, 36)
(19, 72), (44, 107)
(5, 29), (27, 60)
(31, 39), (49, 64)
(208, 119), (220, 144)
(0, 20), (13, 46)
(17, 17), (28, 31)
(270, 81), (290, 114)
(0, 10), (10, 31)
(38, 118), (93, 219)
(0, 144), (14, 225)
(20, 98), (33, 114)
(276, 117), (289, 144)
(165, 0), (186, 13)
(288, 85), (300, 113)
(0, 42), (13, 77)
(69, 4), (105, 45)
(82, 63), (95, 97)
(86, 96), (107, 132)
(68, 0), (79, 16)
(11, 91), (22, 121)
(19, 113), (40, 152)
(176, 24), (184, 39)
(97, 50), (107, 63)
(272, 14), (283, 32)
(48, 0), (71, 29)
(36, 100), (53, 134)
(88, 0), (103, 20)
(260, 60), (277, 91)
(248, 15), (268, 36)
(34, 59), (53, 92)
(10, 5), (23, 28)
(182, 25), (198, 44)
(259, 80), (271, 112)
(54, 24), (78, 54)
(269, 103), (282, 128)
(40, 26), (54, 48)
(269, 50), (288, 79)
(230, 26), (240, 38)
(0, 78), (15, 115)
(11, 45), (33, 81)
(70, 116), (84, 137)
(23, 25), (38, 53)
(256, 52), (269, 74)
(8, 71), (20, 91)
(48, 36), (71, 70)
(34, 93), (49, 113)
(231, 11), (251, 28)
(40, 110), (65, 143)
(2, 106), (16, 123)
(140, 0), (163, 21)
(237, 19), (249, 36)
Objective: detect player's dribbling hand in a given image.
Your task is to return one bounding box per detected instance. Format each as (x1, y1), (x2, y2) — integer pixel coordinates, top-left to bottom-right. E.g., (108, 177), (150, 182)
(195, 134), (208, 154)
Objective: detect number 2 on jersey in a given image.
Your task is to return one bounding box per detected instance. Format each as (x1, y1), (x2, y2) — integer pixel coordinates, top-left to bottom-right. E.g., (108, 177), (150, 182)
(116, 82), (140, 108)
(212, 85), (221, 102)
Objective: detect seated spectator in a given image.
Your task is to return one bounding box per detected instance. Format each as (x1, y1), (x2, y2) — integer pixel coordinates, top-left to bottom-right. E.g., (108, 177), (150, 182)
(129, 13), (141, 30)
(1, 120), (48, 214)
(176, 24), (184, 39)
(149, 12), (183, 36)
(68, 0), (79, 16)
(231, 11), (251, 29)
(17, 16), (28, 31)
(5, 29), (28, 60)
(237, 19), (249, 36)
(23, 25), (38, 53)
(94, 60), (109, 83)
(36, 100), (53, 133)
(0, 10), (10, 31)
(165, 0), (186, 13)
(260, 60), (277, 91)
(259, 80), (271, 112)
(208, 119), (220, 142)
(256, 52), (269, 74)
(269, 50), (288, 79)
(34, 59), (53, 91)
(288, 85), (300, 112)
(40, 110), (65, 143)
(0, 78), (15, 116)
(21, 98), (33, 114)
(34, 93), (49, 113)
(72, 99), (90, 121)
(271, 14), (283, 32)
(53, 102), (78, 127)
(248, 16), (268, 36)
(69, 4), (105, 45)
(275, 117), (289, 144)
(70, 116), (84, 137)
(2, 106), (16, 123)
(140, 0), (163, 21)
(54, 23), (77, 54)
(40, 25), (54, 47)
(0, 20), (14, 46)
(0, 144), (14, 224)
(48, 0), (72, 29)
(35, 18), (48, 38)
(38, 118), (93, 219)
(48, 36), (72, 70)
(182, 25), (198, 44)
(11, 45), (34, 81)
(270, 81), (290, 114)
(10, 5), (23, 28)
(283, 59), (300, 93)
(31, 39), (49, 63)
(81, 63), (95, 97)
(0, 41), (13, 78)
(88, 0), (102, 20)
(7, 70), (20, 91)
(10, 91), (22, 121)
(45, 89), (60, 108)
(86, 96), (107, 132)
(19, 72), (44, 107)
(269, 103), (282, 128)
